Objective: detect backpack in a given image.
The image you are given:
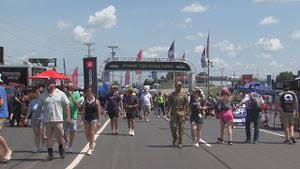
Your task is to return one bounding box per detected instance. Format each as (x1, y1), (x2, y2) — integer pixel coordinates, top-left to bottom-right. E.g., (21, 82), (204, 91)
(246, 93), (262, 112)
(280, 92), (296, 113)
(213, 97), (221, 113)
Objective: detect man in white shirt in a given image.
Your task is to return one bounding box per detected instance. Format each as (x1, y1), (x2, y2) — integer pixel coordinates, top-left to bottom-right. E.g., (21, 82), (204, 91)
(36, 79), (70, 161)
(141, 87), (153, 122)
(237, 85), (264, 144)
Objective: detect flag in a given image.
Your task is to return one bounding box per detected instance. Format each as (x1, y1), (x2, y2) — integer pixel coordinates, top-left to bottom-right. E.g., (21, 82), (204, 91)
(136, 49), (142, 75)
(206, 33), (209, 58)
(181, 52), (185, 61)
(168, 41), (175, 61)
(71, 66), (78, 86)
(201, 48), (206, 68)
(125, 70), (130, 86)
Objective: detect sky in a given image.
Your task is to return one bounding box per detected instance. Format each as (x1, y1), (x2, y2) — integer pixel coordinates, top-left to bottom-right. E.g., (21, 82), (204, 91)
(0, 0), (300, 86)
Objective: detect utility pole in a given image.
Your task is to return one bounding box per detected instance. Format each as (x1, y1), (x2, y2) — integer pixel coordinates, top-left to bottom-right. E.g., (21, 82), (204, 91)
(220, 68), (224, 87)
(108, 46), (119, 82)
(83, 43), (95, 57)
(207, 59), (213, 96)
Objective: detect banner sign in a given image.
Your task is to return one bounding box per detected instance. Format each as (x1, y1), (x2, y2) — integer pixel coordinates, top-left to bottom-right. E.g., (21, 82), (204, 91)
(105, 61), (191, 71)
(0, 67), (28, 86)
(233, 107), (247, 127)
(83, 57), (97, 95)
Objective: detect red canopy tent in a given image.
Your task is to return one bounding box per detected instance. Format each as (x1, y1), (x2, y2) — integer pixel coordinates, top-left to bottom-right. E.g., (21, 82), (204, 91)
(28, 69), (70, 80)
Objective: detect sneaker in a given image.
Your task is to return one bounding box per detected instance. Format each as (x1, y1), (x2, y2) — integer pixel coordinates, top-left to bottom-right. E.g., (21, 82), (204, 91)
(146, 118), (149, 122)
(193, 142), (199, 148)
(67, 146), (73, 153)
(86, 149), (93, 156)
(290, 138), (296, 144)
(157, 115), (161, 118)
(59, 148), (65, 159)
(131, 130), (135, 136)
(217, 138), (224, 144)
(228, 141), (233, 145)
(245, 139), (251, 143)
(163, 115), (166, 118)
(283, 139), (291, 144)
(64, 143), (69, 149)
(47, 155), (54, 161)
(128, 129), (132, 136)
(177, 144), (183, 149)
(253, 141), (258, 144)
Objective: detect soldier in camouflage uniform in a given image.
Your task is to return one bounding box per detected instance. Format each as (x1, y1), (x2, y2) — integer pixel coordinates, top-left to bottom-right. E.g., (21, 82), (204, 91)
(168, 81), (188, 148)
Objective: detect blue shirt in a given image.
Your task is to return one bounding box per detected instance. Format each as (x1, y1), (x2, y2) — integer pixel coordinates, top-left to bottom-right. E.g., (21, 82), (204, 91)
(0, 86), (8, 118)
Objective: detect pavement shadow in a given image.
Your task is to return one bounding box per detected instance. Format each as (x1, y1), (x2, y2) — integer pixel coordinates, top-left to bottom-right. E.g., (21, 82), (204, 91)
(101, 132), (130, 136)
(146, 144), (193, 148)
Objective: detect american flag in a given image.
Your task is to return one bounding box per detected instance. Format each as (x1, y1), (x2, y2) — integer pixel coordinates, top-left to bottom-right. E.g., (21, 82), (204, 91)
(201, 48), (206, 68)
(168, 41), (175, 61)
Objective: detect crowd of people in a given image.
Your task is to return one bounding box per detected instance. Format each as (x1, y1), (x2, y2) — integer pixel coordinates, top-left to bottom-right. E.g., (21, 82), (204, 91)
(0, 73), (299, 163)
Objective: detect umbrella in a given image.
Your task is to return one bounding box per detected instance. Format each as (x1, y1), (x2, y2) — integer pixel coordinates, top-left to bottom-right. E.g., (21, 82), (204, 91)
(28, 69), (70, 80)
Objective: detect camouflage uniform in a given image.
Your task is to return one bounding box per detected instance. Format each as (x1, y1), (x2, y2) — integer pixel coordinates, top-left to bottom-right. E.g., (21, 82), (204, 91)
(168, 90), (188, 145)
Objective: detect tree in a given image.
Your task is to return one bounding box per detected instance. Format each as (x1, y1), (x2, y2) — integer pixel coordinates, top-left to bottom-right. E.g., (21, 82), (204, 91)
(276, 71), (294, 82)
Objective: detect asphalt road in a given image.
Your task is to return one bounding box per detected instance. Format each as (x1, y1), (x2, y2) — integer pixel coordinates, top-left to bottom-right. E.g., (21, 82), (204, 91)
(1, 115), (299, 169)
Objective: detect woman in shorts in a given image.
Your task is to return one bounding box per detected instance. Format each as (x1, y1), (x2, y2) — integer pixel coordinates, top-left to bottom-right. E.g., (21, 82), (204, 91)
(189, 88), (206, 147)
(217, 87), (234, 145)
(81, 87), (101, 155)
(24, 86), (46, 152)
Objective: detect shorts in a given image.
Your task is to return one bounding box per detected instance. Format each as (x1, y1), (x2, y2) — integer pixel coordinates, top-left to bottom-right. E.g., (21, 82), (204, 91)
(44, 122), (64, 139)
(280, 112), (296, 126)
(64, 119), (77, 132)
(0, 118), (6, 132)
(190, 114), (204, 125)
(108, 110), (119, 119)
(126, 111), (137, 119)
(142, 105), (151, 113)
(84, 119), (98, 125)
(220, 110), (234, 123)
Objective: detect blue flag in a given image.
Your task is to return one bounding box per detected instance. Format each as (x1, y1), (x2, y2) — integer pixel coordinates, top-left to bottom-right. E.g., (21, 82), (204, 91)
(201, 48), (206, 68)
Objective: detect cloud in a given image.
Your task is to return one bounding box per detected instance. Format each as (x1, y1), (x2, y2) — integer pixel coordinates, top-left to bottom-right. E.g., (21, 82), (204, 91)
(185, 17), (192, 23)
(211, 58), (229, 68)
(255, 38), (283, 51)
(253, 0), (300, 3)
(185, 32), (205, 41)
(143, 46), (169, 58)
(194, 45), (204, 53)
(235, 62), (244, 67)
(269, 60), (278, 66)
(257, 52), (272, 59)
(259, 16), (279, 25)
(56, 21), (71, 30)
(73, 25), (92, 43)
(290, 30), (300, 40)
(181, 3), (207, 13)
(88, 5), (117, 29)
(177, 18), (193, 28)
(215, 40), (242, 56)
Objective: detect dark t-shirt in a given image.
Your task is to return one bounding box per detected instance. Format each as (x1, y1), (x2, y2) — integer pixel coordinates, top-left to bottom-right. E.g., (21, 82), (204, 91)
(13, 89), (23, 105)
(190, 98), (205, 116)
(124, 95), (138, 113)
(107, 92), (121, 112)
(220, 100), (232, 111)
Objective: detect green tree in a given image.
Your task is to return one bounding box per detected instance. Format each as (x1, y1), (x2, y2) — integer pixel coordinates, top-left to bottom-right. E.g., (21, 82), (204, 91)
(276, 71), (294, 82)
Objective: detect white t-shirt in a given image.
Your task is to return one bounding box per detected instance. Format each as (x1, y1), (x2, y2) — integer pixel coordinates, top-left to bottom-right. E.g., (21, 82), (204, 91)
(242, 92), (264, 109)
(142, 92), (152, 106)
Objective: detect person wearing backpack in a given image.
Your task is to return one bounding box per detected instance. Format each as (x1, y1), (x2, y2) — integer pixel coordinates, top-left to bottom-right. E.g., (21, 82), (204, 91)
(237, 85), (264, 144)
(279, 85), (298, 144)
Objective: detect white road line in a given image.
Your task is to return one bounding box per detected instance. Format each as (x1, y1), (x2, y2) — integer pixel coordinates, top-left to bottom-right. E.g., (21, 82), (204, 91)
(163, 117), (212, 147)
(66, 119), (110, 169)
(259, 129), (285, 137)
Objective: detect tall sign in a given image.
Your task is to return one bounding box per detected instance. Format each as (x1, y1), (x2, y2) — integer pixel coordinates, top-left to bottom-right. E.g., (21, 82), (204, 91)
(83, 57), (97, 95)
(242, 74), (253, 84)
(0, 47), (4, 64)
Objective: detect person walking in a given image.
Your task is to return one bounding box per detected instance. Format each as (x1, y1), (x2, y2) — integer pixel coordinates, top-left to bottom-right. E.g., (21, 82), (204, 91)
(80, 87), (102, 155)
(141, 87), (153, 122)
(24, 86), (46, 152)
(217, 87), (234, 145)
(124, 88), (139, 136)
(237, 85), (264, 144)
(0, 74), (13, 163)
(36, 79), (70, 161)
(168, 81), (188, 148)
(189, 87), (206, 147)
(156, 91), (165, 118)
(104, 85), (122, 135)
(11, 84), (24, 127)
(63, 82), (80, 153)
(279, 85), (298, 144)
